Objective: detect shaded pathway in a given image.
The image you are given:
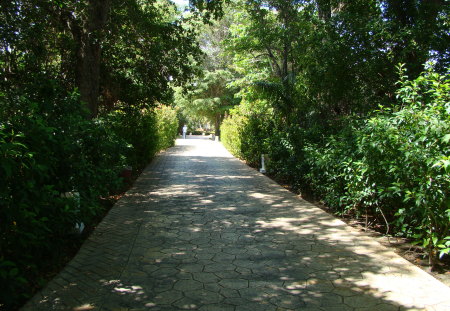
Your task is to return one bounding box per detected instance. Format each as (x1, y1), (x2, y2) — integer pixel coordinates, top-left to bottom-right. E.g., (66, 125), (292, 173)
(23, 138), (450, 310)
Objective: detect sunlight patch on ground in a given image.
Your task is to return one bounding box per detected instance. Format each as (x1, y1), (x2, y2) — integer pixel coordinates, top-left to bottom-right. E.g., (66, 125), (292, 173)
(175, 138), (233, 158)
(114, 285), (144, 294)
(256, 218), (302, 231)
(73, 304), (95, 311)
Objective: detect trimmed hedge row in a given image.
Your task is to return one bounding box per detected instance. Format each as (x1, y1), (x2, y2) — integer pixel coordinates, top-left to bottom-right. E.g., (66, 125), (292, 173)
(155, 105), (179, 151)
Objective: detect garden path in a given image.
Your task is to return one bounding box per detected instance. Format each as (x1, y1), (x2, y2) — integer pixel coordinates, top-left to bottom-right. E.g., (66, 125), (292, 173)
(22, 137), (450, 311)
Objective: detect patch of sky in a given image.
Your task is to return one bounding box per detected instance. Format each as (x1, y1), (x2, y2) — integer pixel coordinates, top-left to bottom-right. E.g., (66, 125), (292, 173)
(172, 0), (189, 9)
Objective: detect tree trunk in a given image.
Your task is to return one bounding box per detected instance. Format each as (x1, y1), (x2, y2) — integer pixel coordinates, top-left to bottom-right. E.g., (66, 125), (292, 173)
(77, 0), (110, 118)
(214, 113), (223, 137)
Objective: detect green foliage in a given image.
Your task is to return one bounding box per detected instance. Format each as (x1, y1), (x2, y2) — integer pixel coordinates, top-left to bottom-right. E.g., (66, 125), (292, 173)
(174, 8), (240, 136)
(225, 0), (449, 126)
(0, 87), (128, 309)
(175, 68), (239, 136)
(0, 90), (179, 309)
(155, 105), (179, 151)
(220, 1), (449, 265)
(223, 67), (450, 262)
(302, 128), (357, 210)
(221, 112), (247, 159)
(189, 0), (229, 22)
(303, 68), (450, 260)
(102, 0), (203, 108)
(105, 105), (158, 170)
(359, 67), (450, 260)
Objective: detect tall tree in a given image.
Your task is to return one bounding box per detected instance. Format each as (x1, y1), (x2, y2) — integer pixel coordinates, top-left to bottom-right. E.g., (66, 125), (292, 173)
(72, 0), (110, 117)
(225, 0), (449, 126)
(226, 0), (303, 117)
(384, 0), (449, 75)
(177, 69), (238, 135)
(1, 0), (219, 117)
(174, 6), (240, 135)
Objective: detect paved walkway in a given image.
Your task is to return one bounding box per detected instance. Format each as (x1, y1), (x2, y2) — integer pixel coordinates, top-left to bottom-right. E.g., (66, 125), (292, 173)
(23, 138), (450, 311)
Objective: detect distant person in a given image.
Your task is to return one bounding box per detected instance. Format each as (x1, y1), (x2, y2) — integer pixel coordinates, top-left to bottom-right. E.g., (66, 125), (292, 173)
(182, 125), (188, 139)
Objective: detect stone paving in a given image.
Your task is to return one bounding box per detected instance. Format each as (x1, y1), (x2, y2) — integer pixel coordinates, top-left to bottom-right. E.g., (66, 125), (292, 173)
(22, 137), (450, 311)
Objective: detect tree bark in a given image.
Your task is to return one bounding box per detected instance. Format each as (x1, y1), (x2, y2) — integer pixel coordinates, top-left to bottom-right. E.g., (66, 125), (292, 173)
(214, 113), (224, 137)
(265, 46), (283, 77)
(77, 0), (110, 118)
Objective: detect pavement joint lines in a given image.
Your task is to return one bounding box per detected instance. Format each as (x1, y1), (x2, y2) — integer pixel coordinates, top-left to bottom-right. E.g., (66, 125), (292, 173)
(22, 137), (450, 311)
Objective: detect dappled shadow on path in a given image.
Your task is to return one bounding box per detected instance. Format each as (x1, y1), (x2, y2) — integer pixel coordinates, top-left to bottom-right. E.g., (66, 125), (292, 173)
(22, 139), (450, 311)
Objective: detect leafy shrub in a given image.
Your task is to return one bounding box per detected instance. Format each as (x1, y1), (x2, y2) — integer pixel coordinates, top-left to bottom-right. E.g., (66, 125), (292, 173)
(357, 67), (449, 260)
(299, 67), (450, 261)
(302, 67), (450, 261)
(222, 66), (450, 263)
(302, 131), (356, 211)
(105, 104), (158, 170)
(155, 105), (179, 150)
(0, 87), (129, 309)
(221, 113), (247, 160)
(221, 100), (274, 167)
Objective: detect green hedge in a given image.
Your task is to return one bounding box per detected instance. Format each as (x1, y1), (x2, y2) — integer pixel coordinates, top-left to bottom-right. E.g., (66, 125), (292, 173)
(221, 113), (246, 160)
(0, 90), (129, 308)
(221, 101), (274, 167)
(155, 105), (179, 151)
(222, 68), (450, 262)
(0, 87), (179, 308)
(105, 104), (157, 170)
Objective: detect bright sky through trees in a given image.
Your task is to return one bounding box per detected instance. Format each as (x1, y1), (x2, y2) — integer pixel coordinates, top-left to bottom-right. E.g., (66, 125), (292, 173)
(172, 0), (189, 9)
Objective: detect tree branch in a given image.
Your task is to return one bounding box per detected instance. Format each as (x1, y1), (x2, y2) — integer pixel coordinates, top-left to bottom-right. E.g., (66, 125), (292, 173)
(265, 45), (282, 78)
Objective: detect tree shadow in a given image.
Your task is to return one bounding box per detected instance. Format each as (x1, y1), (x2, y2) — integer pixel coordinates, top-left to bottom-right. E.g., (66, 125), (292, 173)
(21, 142), (450, 311)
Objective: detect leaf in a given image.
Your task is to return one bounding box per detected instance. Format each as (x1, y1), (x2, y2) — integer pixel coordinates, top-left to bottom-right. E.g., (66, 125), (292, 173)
(439, 248), (450, 259)
(432, 236), (439, 246)
(442, 134), (450, 143)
